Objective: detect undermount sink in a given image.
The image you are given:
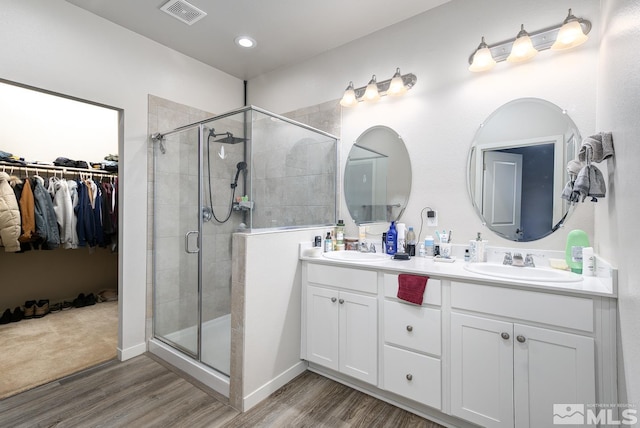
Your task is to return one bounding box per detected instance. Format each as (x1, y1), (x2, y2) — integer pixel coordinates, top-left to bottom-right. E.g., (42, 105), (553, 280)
(463, 263), (583, 283)
(322, 251), (390, 263)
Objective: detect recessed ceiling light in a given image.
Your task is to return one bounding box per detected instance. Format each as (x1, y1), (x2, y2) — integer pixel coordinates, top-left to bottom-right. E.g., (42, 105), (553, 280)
(235, 36), (256, 48)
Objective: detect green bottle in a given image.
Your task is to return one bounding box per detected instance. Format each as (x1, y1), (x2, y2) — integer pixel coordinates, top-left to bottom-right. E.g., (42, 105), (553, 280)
(565, 229), (590, 274)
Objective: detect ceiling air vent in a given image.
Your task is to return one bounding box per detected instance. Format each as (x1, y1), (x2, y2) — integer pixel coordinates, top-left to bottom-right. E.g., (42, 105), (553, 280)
(160, 0), (207, 26)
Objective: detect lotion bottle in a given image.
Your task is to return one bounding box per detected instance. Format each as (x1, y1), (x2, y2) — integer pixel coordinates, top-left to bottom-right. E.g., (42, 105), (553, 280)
(565, 229), (590, 274)
(385, 221), (398, 255)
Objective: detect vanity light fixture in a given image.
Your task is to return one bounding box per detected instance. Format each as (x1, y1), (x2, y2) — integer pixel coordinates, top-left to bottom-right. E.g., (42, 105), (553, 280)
(506, 25), (538, 63)
(340, 68), (417, 107)
(468, 8), (591, 72)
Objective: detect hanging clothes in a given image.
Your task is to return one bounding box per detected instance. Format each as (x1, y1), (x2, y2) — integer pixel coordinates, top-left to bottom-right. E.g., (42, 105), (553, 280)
(30, 176), (60, 250)
(76, 178), (104, 248)
(49, 177), (75, 249)
(0, 171), (21, 252)
(67, 179), (80, 249)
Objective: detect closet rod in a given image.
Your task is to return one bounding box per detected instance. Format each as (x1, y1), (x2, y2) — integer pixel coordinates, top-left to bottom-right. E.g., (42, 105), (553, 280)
(0, 161), (118, 179)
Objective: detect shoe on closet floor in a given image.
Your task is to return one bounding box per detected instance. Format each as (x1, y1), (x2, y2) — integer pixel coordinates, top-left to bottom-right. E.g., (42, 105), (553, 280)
(49, 303), (62, 313)
(0, 309), (11, 325)
(84, 293), (96, 306)
(61, 301), (73, 310)
(11, 307), (25, 322)
(73, 293), (86, 308)
(24, 300), (37, 319)
(34, 300), (49, 318)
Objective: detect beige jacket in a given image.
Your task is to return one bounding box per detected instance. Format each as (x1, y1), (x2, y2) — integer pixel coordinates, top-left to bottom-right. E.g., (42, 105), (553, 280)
(0, 171), (21, 252)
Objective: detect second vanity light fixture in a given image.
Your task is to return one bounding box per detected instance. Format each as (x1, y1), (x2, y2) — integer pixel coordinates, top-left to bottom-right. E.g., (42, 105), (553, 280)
(468, 9), (591, 72)
(340, 68), (417, 107)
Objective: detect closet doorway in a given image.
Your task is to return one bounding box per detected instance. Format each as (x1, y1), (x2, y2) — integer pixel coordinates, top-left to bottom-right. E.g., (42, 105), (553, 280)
(0, 79), (121, 399)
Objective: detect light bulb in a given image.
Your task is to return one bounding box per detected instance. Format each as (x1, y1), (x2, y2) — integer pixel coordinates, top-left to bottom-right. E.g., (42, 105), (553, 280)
(339, 82), (358, 107)
(507, 24), (538, 63)
(551, 10), (588, 50)
(363, 75), (380, 102)
(388, 68), (407, 96)
(469, 37), (496, 72)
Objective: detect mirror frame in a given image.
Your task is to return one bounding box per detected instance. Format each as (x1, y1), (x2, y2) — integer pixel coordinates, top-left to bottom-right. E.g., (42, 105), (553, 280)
(345, 125), (411, 224)
(467, 98), (580, 241)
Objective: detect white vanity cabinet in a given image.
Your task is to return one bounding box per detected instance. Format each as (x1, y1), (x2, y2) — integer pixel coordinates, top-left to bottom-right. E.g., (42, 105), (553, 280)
(450, 282), (596, 428)
(303, 263), (378, 385)
(381, 273), (442, 410)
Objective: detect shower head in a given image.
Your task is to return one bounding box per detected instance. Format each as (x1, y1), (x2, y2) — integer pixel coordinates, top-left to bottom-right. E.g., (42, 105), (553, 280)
(232, 161), (247, 188)
(214, 132), (247, 144)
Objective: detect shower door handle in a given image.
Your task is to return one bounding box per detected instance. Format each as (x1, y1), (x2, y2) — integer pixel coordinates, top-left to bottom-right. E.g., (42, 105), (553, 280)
(185, 231), (200, 254)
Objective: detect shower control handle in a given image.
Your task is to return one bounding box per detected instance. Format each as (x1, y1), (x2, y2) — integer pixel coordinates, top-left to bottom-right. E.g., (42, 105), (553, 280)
(185, 231), (200, 254)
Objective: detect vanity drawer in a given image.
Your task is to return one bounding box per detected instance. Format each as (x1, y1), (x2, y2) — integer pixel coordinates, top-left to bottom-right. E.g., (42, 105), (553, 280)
(383, 345), (441, 409)
(306, 263), (377, 294)
(384, 301), (441, 356)
(451, 282), (594, 332)
(383, 274), (441, 306)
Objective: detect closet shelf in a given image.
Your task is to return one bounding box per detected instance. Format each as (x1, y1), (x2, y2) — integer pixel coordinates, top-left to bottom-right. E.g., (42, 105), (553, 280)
(0, 161), (117, 178)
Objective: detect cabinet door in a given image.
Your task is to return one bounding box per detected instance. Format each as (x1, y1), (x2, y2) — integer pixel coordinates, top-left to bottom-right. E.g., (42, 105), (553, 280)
(339, 290), (378, 385)
(451, 312), (514, 428)
(306, 285), (339, 371)
(513, 324), (595, 428)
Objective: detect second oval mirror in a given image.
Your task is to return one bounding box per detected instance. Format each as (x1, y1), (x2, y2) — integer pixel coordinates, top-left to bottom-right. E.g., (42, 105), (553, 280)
(345, 126), (411, 224)
(468, 98), (580, 242)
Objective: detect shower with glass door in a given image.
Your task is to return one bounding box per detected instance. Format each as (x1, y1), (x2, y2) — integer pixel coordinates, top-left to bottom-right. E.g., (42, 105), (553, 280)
(151, 108), (250, 382)
(149, 106), (338, 397)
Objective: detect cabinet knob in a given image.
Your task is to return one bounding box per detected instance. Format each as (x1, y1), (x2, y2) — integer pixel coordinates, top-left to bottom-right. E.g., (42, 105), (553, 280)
(339, 298), (345, 304)
(331, 297), (337, 303)
(406, 374), (413, 381)
(517, 335), (526, 343)
(501, 332), (510, 340)
(406, 325), (413, 332)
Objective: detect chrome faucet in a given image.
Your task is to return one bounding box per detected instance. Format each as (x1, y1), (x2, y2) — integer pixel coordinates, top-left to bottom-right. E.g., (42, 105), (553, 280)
(360, 242), (376, 253)
(503, 252), (513, 265)
(512, 253), (525, 267)
(524, 253), (536, 267)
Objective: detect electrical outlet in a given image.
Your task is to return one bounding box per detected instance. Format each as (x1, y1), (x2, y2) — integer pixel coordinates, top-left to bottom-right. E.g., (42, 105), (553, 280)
(427, 210), (438, 227)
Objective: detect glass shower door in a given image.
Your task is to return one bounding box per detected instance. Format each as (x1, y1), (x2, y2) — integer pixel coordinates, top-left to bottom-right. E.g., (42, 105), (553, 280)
(153, 126), (201, 357)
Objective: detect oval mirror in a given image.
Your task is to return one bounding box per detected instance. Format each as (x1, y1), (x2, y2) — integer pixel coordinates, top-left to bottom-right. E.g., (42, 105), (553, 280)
(467, 98), (580, 241)
(345, 126), (411, 224)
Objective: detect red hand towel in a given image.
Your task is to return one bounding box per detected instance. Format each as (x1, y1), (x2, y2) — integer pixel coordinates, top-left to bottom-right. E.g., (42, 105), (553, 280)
(397, 274), (428, 305)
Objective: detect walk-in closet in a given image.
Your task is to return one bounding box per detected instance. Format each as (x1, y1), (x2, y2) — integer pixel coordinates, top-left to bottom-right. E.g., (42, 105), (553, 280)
(0, 80), (121, 399)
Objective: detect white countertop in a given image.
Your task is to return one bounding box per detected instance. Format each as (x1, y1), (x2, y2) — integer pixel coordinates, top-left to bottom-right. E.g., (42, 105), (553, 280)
(300, 250), (616, 298)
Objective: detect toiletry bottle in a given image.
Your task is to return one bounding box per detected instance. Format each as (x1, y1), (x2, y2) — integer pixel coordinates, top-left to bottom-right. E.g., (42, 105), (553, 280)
(314, 236), (322, 247)
(358, 225), (366, 249)
(324, 232), (332, 252)
(424, 235), (434, 257)
(582, 246), (595, 276)
(464, 248), (470, 262)
(396, 223), (406, 253)
(335, 219), (345, 248)
(418, 243), (426, 257)
(382, 232), (387, 252)
(565, 229), (590, 274)
(385, 221), (398, 255)
(406, 226), (417, 256)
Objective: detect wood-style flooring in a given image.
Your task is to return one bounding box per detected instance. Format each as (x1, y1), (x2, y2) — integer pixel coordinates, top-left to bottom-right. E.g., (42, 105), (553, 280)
(0, 354), (443, 428)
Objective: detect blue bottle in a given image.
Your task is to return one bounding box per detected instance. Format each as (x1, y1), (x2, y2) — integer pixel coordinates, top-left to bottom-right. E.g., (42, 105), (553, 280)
(386, 221), (398, 255)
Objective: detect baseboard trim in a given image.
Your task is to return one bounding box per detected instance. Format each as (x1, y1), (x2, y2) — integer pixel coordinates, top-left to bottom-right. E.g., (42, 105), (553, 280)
(117, 341), (147, 361)
(242, 361), (308, 411)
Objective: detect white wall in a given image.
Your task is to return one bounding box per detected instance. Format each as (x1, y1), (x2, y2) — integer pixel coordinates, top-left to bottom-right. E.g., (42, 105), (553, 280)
(249, 0), (599, 253)
(0, 0), (243, 359)
(597, 0), (640, 407)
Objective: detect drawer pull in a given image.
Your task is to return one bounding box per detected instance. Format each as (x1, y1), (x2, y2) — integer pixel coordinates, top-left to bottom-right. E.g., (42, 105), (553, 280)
(406, 374), (413, 381)
(339, 298), (345, 304)
(406, 325), (413, 332)
(331, 297), (337, 303)
(517, 335), (526, 343)
(501, 332), (510, 340)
